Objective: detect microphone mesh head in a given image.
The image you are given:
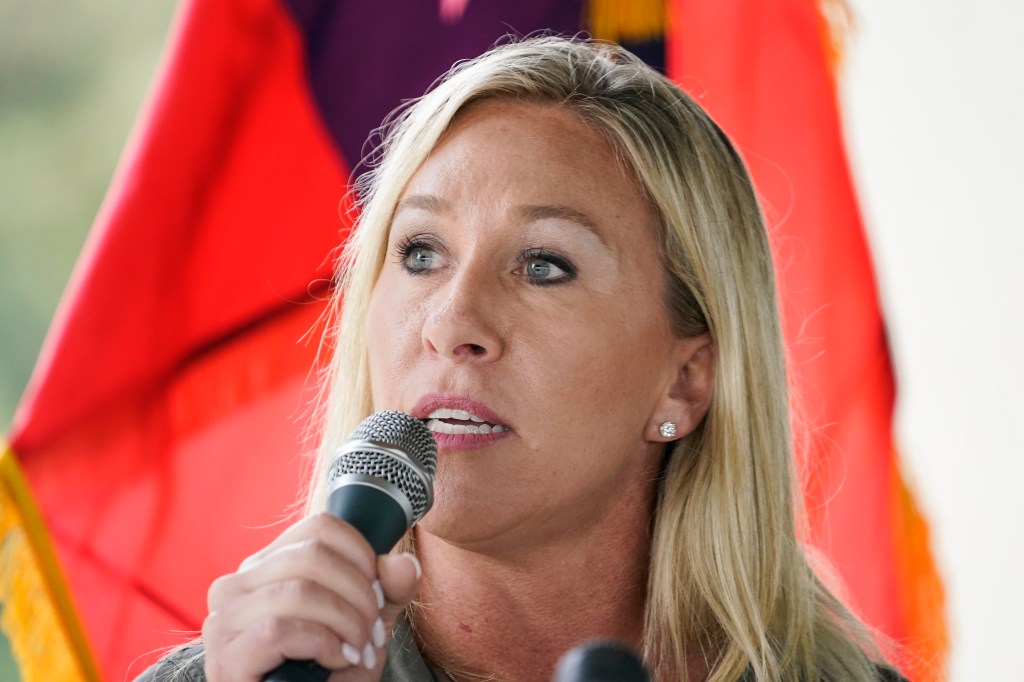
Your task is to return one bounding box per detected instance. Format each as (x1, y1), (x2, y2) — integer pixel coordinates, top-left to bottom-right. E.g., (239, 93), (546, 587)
(327, 411), (437, 521)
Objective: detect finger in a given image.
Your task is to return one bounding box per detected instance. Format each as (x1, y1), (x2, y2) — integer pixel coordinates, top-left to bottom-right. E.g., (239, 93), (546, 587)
(209, 578), (377, 654)
(210, 515), (378, 609)
(235, 514), (377, 579)
(210, 538), (381, 628)
(205, 616), (357, 682)
(377, 552), (422, 625)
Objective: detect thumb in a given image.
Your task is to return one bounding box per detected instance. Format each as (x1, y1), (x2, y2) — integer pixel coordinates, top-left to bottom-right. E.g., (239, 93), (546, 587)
(376, 552), (422, 627)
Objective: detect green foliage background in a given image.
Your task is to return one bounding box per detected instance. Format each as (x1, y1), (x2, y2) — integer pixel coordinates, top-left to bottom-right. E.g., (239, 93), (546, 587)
(0, 0), (176, 678)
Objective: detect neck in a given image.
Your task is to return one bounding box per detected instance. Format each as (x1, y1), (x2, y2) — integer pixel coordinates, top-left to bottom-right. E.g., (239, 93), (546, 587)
(410, 504), (654, 681)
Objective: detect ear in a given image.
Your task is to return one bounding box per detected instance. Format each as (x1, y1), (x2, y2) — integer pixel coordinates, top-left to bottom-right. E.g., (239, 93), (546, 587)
(646, 332), (715, 443)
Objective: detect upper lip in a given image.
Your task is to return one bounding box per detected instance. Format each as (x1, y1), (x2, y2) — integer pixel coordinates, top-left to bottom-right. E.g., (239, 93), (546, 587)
(412, 394), (509, 427)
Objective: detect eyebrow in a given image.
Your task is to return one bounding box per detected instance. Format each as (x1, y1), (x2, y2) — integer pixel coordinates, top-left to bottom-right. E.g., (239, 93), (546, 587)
(516, 204), (608, 248)
(395, 194), (451, 214)
(516, 204), (598, 231)
(394, 194), (606, 245)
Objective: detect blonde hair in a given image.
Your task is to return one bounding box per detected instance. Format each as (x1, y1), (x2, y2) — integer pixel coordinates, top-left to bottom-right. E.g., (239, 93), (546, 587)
(309, 36), (883, 681)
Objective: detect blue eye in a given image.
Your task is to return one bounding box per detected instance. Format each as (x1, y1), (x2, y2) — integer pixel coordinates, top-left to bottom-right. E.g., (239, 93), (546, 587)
(518, 249), (575, 285)
(525, 259), (563, 280)
(405, 246), (438, 272)
(396, 236), (444, 274)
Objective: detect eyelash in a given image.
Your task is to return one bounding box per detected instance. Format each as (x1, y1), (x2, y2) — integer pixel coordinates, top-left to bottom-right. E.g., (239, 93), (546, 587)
(515, 248), (577, 286)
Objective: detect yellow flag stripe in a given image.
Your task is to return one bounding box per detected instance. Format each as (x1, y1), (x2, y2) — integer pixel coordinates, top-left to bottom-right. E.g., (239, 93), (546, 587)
(0, 444), (101, 682)
(587, 0), (665, 44)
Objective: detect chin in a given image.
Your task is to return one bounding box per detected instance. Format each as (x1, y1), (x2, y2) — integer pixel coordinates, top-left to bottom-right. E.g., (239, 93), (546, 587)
(416, 483), (520, 551)
(417, 510), (502, 550)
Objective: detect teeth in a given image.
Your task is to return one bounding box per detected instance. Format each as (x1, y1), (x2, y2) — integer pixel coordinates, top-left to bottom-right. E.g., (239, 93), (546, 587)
(425, 408), (487, 422)
(426, 419), (508, 435)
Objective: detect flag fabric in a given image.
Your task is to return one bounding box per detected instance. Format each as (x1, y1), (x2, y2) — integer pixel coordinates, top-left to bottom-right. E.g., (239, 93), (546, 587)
(0, 1), (944, 680)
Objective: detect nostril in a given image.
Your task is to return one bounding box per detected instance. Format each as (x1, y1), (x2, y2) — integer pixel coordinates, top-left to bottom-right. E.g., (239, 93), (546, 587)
(452, 342), (487, 357)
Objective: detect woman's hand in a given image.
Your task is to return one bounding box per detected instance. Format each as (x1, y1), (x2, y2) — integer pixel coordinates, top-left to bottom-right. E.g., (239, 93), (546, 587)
(202, 513), (421, 682)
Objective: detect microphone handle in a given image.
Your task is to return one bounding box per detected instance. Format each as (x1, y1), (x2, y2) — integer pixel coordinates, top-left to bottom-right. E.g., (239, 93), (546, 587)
(262, 485), (409, 681)
(327, 483), (411, 555)
(263, 660), (329, 682)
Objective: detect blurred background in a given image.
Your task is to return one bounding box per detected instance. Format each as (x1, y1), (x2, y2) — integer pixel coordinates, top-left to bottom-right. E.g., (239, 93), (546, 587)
(0, 1), (1020, 680)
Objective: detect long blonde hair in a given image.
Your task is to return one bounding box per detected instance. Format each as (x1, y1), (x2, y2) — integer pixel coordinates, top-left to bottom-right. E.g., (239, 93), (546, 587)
(309, 36), (883, 681)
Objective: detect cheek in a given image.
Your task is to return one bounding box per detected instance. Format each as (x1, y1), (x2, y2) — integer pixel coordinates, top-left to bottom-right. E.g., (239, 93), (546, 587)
(366, 276), (424, 401)
(536, 308), (672, 434)
(558, 305), (668, 388)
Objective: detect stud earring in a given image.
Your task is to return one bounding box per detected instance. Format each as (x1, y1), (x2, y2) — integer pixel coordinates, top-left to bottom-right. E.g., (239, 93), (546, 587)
(659, 421), (678, 439)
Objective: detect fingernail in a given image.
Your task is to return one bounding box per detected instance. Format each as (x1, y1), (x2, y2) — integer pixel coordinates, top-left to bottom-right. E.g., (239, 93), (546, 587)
(363, 642), (377, 670)
(401, 552), (422, 580)
(342, 642), (361, 666)
(373, 617), (386, 648)
(372, 580), (385, 609)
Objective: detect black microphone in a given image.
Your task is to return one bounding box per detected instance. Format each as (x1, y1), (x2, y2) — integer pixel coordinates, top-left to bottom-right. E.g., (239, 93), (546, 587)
(553, 640), (651, 682)
(264, 410), (437, 682)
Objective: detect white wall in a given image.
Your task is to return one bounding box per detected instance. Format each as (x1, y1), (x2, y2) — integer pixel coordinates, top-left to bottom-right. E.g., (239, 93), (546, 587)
(842, 2), (1024, 678)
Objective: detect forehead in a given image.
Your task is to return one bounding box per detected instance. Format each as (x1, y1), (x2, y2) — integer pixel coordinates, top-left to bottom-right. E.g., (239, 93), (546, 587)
(426, 99), (623, 177)
(398, 101), (658, 234)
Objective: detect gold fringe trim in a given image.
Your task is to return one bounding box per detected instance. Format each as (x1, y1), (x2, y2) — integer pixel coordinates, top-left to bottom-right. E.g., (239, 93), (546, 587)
(0, 444), (101, 682)
(891, 456), (949, 681)
(587, 0), (665, 44)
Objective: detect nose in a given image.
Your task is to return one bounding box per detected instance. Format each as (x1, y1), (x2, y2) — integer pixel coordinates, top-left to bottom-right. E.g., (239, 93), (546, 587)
(421, 270), (504, 363)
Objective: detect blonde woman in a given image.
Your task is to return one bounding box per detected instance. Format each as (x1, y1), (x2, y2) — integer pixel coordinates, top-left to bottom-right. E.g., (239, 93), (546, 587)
(140, 36), (905, 681)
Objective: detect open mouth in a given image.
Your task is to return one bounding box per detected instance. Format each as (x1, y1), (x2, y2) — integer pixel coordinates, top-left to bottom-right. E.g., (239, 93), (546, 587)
(424, 408), (510, 435)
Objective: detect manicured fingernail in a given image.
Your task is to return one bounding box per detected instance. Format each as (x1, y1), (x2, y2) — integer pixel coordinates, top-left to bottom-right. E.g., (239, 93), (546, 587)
(363, 642), (377, 669)
(342, 642), (361, 666)
(372, 580), (385, 609)
(402, 552), (422, 580)
(373, 617), (386, 648)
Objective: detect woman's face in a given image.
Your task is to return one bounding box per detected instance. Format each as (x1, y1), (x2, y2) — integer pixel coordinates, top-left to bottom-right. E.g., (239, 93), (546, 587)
(367, 101), (691, 551)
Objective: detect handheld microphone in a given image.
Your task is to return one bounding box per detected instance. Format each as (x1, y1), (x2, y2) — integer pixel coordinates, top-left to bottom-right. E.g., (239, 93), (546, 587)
(553, 640), (651, 682)
(264, 411), (437, 682)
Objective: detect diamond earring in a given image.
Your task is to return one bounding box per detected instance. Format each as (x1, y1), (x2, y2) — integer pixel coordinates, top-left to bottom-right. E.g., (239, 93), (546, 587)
(659, 421), (678, 439)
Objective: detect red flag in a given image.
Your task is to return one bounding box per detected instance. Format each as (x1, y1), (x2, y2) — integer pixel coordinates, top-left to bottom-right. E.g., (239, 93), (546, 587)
(5, 0), (349, 677)
(666, 0), (946, 678)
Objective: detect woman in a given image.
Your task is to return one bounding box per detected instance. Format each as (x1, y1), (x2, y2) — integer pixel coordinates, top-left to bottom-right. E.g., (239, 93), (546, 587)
(142, 36), (902, 681)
